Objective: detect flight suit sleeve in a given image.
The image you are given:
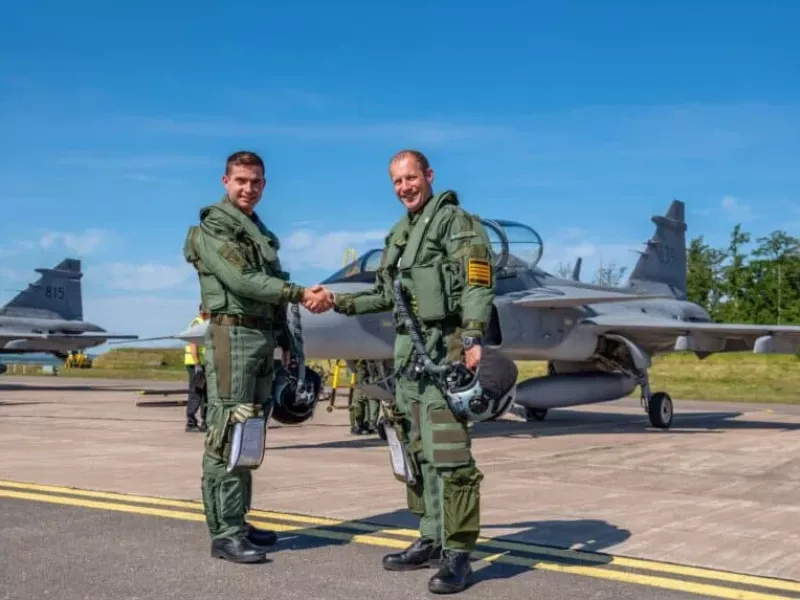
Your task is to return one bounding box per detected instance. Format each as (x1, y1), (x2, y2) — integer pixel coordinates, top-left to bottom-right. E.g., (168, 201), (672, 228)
(442, 210), (496, 338)
(333, 236), (395, 315)
(193, 224), (305, 306)
(333, 273), (394, 315)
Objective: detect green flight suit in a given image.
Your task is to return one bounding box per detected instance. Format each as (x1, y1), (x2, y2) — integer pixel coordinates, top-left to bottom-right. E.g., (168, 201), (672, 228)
(183, 195), (303, 541)
(334, 190), (495, 552)
(350, 360), (381, 433)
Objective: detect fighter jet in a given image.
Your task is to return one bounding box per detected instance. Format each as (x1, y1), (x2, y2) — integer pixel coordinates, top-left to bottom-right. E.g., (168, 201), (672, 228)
(0, 258), (138, 373)
(165, 200), (800, 429)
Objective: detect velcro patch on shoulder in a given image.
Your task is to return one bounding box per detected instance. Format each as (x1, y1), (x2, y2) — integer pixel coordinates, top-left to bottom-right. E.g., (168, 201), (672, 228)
(220, 243), (247, 271)
(467, 258), (492, 287)
(450, 230), (478, 241)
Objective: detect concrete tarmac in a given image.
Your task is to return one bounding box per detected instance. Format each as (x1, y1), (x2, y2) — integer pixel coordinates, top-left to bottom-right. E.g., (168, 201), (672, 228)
(1, 375), (800, 599)
(1, 496), (720, 600)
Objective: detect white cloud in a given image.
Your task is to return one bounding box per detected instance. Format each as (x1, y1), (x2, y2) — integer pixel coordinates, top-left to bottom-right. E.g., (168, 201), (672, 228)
(281, 228), (387, 271)
(86, 261), (195, 292)
(0, 229), (110, 258)
(720, 195), (755, 222)
(0, 267), (22, 281)
(83, 294), (200, 347)
(0, 238), (36, 258)
(38, 228), (110, 255)
(537, 236), (643, 283)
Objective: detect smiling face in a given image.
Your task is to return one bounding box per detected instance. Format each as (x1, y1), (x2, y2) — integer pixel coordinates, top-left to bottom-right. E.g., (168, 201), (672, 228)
(222, 155), (266, 215)
(389, 153), (434, 213)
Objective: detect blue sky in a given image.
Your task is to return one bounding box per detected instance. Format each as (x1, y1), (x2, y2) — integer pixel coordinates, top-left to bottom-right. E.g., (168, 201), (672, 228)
(1, 0), (799, 347)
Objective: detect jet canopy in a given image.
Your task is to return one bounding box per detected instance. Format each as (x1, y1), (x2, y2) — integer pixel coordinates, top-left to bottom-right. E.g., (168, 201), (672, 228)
(480, 219), (544, 275)
(321, 219), (544, 284)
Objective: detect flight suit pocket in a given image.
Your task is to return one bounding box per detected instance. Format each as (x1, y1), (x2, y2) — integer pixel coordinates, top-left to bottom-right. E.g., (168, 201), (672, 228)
(409, 264), (446, 322)
(199, 274), (228, 312)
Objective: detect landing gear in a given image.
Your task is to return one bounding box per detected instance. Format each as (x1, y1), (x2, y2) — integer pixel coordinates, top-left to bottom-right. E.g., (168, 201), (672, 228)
(646, 392), (673, 429)
(525, 408), (548, 422)
(596, 335), (676, 430)
(637, 373), (673, 430)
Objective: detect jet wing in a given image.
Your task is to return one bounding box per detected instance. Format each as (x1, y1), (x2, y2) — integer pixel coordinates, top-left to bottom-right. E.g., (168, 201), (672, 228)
(512, 286), (669, 309)
(0, 329), (137, 341)
(580, 314), (800, 354)
(111, 321), (207, 346)
(47, 334), (139, 340)
(0, 330), (48, 340)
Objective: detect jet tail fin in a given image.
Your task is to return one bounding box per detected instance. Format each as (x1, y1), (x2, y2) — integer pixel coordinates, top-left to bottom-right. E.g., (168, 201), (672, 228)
(0, 258), (84, 320)
(626, 200), (687, 299)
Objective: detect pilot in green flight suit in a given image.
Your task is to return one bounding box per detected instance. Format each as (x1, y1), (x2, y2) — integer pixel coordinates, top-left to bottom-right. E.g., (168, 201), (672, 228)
(331, 149), (495, 594)
(350, 359), (381, 434)
(182, 150), (332, 564)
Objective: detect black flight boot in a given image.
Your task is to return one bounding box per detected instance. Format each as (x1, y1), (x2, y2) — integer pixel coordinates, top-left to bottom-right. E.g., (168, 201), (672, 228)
(245, 523), (278, 548)
(382, 536), (442, 571)
(428, 550), (472, 594)
(210, 533), (268, 563)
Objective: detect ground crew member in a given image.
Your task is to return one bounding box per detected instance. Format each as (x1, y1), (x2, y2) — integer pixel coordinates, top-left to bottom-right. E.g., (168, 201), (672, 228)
(328, 149), (496, 594)
(184, 304), (210, 433)
(349, 359), (381, 435)
(182, 150), (332, 564)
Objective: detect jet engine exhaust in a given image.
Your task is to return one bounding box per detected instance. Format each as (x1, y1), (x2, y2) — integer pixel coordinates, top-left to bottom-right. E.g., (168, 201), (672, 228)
(513, 372), (638, 409)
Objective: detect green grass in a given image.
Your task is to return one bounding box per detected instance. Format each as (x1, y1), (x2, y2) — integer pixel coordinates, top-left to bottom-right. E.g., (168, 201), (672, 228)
(515, 352), (800, 404)
(6, 348), (800, 404)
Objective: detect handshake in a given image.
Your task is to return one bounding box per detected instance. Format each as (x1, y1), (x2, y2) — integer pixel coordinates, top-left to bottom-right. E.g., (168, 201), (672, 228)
(301, 284), (335, 313)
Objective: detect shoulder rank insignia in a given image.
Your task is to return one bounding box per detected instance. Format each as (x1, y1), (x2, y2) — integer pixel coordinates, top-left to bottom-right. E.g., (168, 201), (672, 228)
(467, 258), (492, 287)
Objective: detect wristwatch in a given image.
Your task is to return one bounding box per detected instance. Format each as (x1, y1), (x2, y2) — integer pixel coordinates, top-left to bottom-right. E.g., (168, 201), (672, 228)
(462, 336), (482, 350)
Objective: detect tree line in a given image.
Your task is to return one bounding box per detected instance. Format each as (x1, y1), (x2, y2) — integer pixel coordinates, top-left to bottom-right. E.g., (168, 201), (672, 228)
(552, 226), (800, 325)
(686, 226), (800, 325)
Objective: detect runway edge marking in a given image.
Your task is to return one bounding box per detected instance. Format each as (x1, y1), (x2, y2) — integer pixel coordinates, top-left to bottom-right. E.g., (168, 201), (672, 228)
(1, 479), (799, 597)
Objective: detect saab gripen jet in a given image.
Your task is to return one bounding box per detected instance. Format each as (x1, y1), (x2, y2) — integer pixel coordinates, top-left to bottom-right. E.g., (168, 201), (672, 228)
(169, 200), (800, 430)
(0, 258), (138, 373)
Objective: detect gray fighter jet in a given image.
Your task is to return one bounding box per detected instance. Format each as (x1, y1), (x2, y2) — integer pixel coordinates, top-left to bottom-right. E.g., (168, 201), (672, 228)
(167, 200), (800, 429)
(0, 258), (138, 373)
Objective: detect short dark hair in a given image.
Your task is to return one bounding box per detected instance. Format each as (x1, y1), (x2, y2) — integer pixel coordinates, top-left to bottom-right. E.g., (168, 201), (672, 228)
(225, 151), (265, 175)
(389, 149), (430, 172)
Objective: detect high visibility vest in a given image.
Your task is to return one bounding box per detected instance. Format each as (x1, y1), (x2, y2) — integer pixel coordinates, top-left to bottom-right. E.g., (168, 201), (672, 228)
(184, 316), (207, 366)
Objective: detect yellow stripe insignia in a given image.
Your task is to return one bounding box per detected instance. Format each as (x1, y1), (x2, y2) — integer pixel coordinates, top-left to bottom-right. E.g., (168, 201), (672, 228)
(467, 258), (491, 286)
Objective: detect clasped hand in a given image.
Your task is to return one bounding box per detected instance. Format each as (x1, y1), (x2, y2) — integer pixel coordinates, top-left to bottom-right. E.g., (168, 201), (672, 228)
(301, 284), (334, 313)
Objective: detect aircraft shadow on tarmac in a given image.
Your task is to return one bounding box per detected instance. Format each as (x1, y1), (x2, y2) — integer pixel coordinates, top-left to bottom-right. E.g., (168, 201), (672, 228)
(0, 401), (55, 407)
(268, 409), (800, 451)
(265, 508), (628, 585)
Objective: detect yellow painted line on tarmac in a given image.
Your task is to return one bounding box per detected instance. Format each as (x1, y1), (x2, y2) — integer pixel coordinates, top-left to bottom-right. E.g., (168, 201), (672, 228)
(2, 480), (800, 597)
(0, 480), (204, 510)
(1, 488), (798, 600)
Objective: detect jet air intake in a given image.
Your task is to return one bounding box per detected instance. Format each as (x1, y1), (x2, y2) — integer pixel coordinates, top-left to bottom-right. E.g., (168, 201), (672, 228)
(513, 372), (638, 410)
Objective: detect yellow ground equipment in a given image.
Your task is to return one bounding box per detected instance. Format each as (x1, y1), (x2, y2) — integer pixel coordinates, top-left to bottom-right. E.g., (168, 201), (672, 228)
(326, 359), (355, 412)
(64, 351), (92, 369)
